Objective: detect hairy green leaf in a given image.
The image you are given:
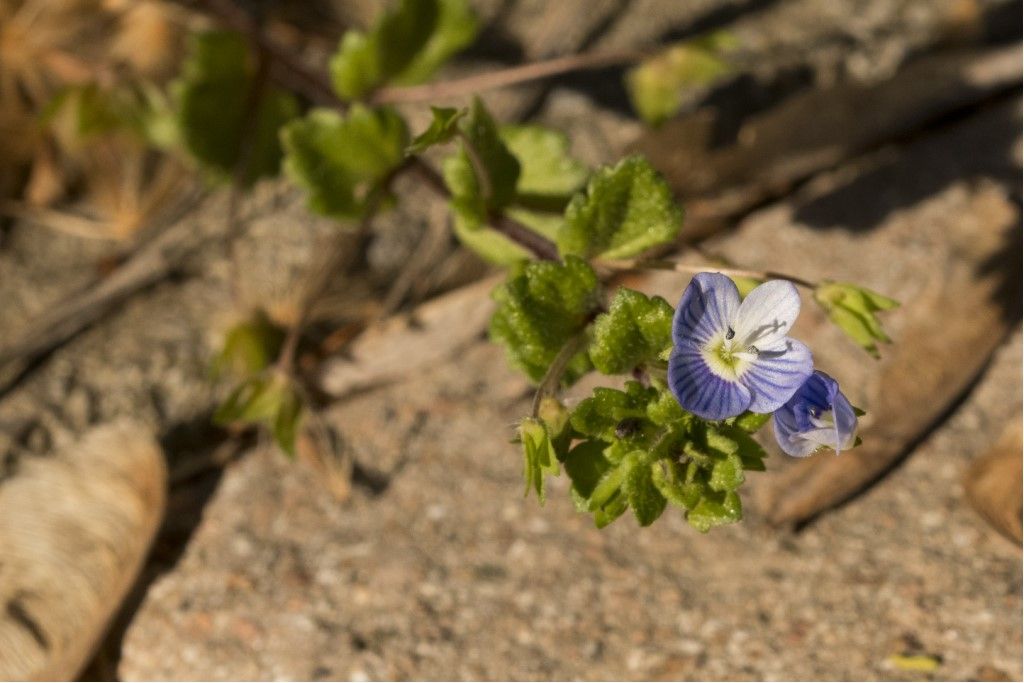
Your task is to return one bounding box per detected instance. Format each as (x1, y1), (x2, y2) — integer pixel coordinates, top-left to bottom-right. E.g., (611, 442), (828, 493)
(726, 411), (772, 433)
(501, 124), (588, 201)
(569, 382), (659, 442)
(489, 256), (600, 383)
(281, 104), (408, 218)
(622, 451), (667, 526)
(590, 287), (673, 374)
(173, 31), (298, 183)
(558, 155), (682, 260)
(687, 489), (742, 532)
(329, 0), (478, 100)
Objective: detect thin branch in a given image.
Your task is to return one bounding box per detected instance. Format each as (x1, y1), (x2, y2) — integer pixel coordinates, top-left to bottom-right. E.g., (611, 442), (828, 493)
(489, 212), (559, 261)
(596, 258), (818, 289)
(370, 49), (649, 105)
(531, 330), (589, 418)
(192, 0), (342, 107)
(275, 158), (412, 374)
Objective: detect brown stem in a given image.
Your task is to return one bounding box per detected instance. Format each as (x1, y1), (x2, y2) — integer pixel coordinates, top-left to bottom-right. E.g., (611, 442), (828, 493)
(193, 0), (342, 107)
(226, 48), (272, 302)
(490, 212), (559, 261)
(597, 258), (818, 290)
(531, 330), (589, 418)
(370, 49), (649, 105)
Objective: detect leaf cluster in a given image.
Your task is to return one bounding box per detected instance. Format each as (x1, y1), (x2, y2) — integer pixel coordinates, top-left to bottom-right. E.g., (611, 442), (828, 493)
(522, 380), (769, 531)
(814, 281), (900, 358)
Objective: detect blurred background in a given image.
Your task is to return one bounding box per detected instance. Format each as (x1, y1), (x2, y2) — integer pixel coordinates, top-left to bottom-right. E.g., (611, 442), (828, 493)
(0, 0), (1020, 680)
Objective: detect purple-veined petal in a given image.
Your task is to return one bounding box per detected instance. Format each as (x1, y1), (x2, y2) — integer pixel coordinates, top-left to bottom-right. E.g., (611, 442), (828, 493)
(668, 346), (752, 420)
(672, 272), (740, 346)
(732, 280), (801, 349)
(740, 337), (813, 413)
(771, 370), (859, 457)
(830, 382), (858, 452)
(772, 408), (820, 457)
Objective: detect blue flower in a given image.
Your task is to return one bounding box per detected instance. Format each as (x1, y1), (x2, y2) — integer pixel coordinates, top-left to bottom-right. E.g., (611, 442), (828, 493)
(772, 370), (858, 457)
(668, 272), (813, 420)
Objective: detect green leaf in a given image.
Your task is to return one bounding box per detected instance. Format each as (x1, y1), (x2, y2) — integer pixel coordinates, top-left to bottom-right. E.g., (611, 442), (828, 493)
(212, 313), (285, 380)
(651, 459), (695, 509)
(281, 104), (408, 218)
(726, 411), (772, 433)
(558, 155), (683, 260)
(814, 281), (899, 358)
(440, 99), (524, 263)
(489, 256), (601, 383)
(444, 97), (521, 211)
(708, 452), (745, 492)
(407, 106), (466, 154)
(450, 210), (532, 265)
(717, 424), (768, 471)
(622, 451), (667, 526)
(646, 390), (689, 427)
(214, 374), (305, 457)
(330, 0), (478, 100)
(687, 490), (742, 532)
(590, 287), (674, 374)
(569, 382), (658, 442)
(563, 440), (615, 511)
(587, 461), (626, 512)
(173, 30), (299, 184)
(593, 493), (628, 528)
(520, 418), (561, 503)
(272, 384), (303, 457)
(625, 33), (736, 126)
(501, 124), (588, 201)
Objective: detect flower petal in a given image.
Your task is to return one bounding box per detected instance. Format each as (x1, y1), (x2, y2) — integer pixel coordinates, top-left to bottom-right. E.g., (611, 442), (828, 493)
(668, 346), (752, 420)
(830, 383), (859, 451)
(672, 272), (740, 346)
(740, 337), (813, 413)
(772, 409), (821, 457)
(732, 280), (801, 348)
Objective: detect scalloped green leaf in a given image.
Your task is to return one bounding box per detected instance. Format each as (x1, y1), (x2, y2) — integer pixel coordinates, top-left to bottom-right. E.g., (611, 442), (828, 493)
(330, 0), (478, 100)
(687, 490), (742, 532)
(281, 104), (408, 218)
(590, 287), (673, 375)
(569, 382), (659, 442)
(173, 30), (298, 184)
(501, 124), (588, 201)
(489, 256), (600, 383)
(558, 155), (682, 260)
(622, 451), (667, 526)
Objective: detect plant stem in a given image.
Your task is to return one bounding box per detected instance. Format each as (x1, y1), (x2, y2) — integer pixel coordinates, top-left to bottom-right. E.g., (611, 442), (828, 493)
(531, 330), (589, 418)
(370, 49), (649, 105)
(275, 162), (404, 374)
(193, 0), (341, 107)
(596, 258), (818, 289)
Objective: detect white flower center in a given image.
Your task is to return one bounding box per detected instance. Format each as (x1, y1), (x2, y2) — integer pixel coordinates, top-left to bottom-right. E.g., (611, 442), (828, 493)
(701, 329), (759, 382)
